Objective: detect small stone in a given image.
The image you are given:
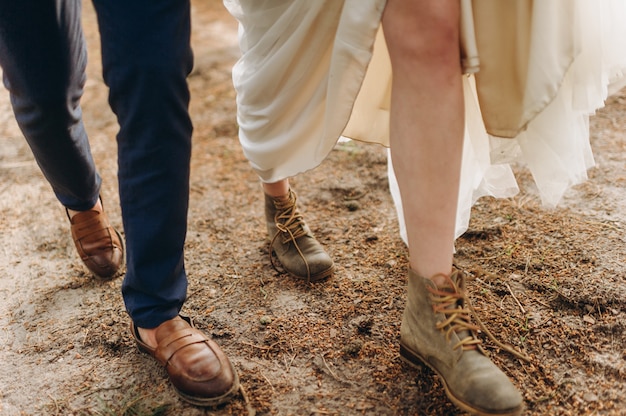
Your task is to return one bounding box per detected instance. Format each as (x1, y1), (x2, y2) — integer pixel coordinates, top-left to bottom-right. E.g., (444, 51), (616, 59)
(259, 316), (272, 325)
(582, 392), (598, 402)
(342, 340), (363, 356)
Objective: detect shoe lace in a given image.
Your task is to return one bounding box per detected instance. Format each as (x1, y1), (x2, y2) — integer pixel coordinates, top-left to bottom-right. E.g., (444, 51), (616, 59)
(429, 270), (532, 362)
(427, 272), (482, 352)
(268, 191), (312, 281)
(273, 194), (308, 243)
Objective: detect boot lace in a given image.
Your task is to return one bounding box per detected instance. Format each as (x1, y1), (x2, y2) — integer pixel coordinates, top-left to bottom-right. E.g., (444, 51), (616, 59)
(427, 271), (481, 351)
(268, 191), (312, 280)
(429, 270), (532, 362)
(272, 193), (308, 243)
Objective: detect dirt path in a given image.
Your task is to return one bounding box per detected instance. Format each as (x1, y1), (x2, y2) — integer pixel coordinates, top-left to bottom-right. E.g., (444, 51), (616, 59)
(0, 2), (624, 415)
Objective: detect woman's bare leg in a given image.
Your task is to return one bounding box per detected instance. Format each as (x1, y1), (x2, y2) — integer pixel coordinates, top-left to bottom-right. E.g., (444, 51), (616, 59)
(383, 0), (463, 285)
(383, 1), (523, 414)
(262, 179), (290, 197)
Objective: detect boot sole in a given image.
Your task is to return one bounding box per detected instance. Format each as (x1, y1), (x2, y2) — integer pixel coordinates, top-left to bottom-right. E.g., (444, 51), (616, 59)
(270, 249), (334, 282)
(285, 263), (334, 282)
(399, 343), (523, 416)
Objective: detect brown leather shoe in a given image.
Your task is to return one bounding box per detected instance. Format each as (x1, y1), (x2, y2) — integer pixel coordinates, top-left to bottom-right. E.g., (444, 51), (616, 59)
(68, 199), (124, 280)
(131, 316), (239, 406)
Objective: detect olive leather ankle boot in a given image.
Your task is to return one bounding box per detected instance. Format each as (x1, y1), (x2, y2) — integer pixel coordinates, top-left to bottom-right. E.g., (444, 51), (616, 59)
(265, 189), (334, 282)
(400, 268), (523, 415)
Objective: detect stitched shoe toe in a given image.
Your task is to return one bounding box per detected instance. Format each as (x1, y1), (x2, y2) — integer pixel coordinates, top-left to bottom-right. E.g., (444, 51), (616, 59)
(451, 350), (523, 414)
(272, 236), (334, 281)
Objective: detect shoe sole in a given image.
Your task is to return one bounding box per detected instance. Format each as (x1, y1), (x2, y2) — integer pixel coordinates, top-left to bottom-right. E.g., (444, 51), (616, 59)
(287, 264), (334, 282)
(175, 362), (240, 407)
(399, 343), (523, 416)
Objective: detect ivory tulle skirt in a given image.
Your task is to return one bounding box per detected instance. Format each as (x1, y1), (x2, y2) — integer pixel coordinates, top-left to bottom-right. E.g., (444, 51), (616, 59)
(224, 0), (626, 243)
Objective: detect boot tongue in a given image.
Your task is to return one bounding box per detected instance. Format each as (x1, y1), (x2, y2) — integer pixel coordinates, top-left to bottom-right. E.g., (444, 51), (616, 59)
(433, 271), (478, 350)
(273, 190), (295, 209)
(448, 270), (464, 289)
(433, 270), (463, 295)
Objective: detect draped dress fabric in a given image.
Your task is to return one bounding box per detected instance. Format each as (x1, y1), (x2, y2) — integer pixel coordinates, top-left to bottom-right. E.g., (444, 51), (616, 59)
(224, 0), (626, 243)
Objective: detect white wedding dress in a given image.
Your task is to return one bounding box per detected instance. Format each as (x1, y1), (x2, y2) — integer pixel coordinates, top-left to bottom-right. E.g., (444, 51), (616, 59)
(224, 0), (626, 243)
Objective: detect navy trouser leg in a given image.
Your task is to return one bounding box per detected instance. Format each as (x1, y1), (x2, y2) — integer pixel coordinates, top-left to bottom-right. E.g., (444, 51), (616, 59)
(0, 0), (100, 211)
(92, 0), (194, 328)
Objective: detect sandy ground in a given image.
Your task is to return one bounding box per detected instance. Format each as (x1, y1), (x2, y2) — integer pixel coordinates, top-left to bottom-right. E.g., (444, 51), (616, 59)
(0, 1), (625, 415)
